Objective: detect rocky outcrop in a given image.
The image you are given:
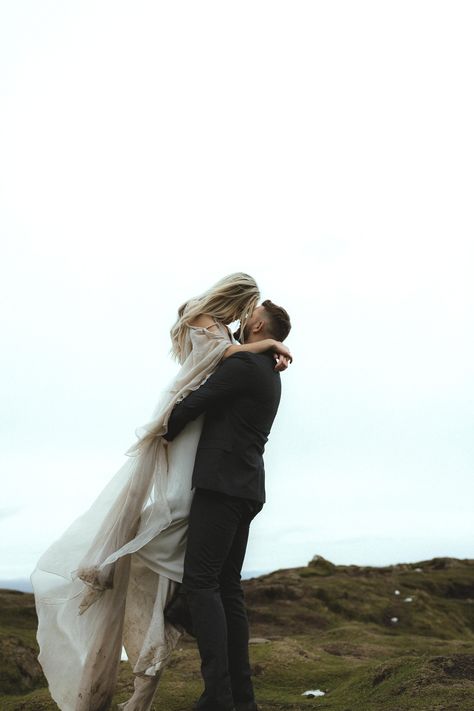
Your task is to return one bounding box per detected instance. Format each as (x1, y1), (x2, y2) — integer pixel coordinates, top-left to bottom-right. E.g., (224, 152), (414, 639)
(307, 554), (337, 575)
(0, 634), (45, 694)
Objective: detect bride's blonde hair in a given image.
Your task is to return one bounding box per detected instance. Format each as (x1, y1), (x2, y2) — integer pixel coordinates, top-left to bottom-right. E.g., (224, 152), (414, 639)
(170, 272), (260, 361)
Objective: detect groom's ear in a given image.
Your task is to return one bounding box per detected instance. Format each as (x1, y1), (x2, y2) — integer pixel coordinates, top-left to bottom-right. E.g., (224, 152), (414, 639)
(254, 319), (266, 335)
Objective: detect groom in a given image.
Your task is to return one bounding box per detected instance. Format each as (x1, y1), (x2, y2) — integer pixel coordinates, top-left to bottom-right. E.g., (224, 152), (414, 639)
(162, 300), (292, 711)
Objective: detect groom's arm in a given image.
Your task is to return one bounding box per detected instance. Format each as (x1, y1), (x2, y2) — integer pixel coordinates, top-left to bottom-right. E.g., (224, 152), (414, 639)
(163, 353), (255, 441)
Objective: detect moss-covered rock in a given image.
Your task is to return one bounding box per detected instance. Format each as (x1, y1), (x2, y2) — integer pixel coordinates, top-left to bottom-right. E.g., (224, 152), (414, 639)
(0, 590), (46, 696)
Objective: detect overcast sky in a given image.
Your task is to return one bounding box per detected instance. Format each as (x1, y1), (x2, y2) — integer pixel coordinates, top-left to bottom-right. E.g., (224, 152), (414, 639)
(1, 1), (473, 584)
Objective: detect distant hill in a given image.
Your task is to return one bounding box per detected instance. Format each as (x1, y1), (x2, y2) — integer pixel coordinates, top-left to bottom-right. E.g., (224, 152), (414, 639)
(0, 570), (265, 595)
(1, 555), (474, 710)
(0, 579), (33, 593)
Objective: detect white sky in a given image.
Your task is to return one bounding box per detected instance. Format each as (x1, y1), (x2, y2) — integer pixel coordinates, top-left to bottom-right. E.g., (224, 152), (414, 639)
(1, 1), (473, 582)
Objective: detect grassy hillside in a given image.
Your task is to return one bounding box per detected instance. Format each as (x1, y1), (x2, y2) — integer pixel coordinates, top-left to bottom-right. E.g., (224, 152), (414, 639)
(2, 555), (474, 710)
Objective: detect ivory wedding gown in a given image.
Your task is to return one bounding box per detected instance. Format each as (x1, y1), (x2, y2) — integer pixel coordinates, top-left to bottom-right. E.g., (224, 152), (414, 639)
(31, 321), (234, 711)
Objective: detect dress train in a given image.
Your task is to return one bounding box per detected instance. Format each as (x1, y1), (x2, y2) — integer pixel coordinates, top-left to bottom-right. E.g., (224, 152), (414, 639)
(31, 323), (233, 710)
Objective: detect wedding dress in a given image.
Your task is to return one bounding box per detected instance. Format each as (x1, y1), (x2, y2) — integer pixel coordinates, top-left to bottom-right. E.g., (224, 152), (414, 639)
(31, 321), (234, 711)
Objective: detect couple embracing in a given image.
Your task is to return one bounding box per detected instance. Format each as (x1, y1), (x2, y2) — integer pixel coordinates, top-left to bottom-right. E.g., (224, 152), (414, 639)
(32, 273), (292, 711)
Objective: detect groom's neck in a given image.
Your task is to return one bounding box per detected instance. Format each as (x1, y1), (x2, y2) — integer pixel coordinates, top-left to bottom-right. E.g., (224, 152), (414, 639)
(245, 332), (270, 345)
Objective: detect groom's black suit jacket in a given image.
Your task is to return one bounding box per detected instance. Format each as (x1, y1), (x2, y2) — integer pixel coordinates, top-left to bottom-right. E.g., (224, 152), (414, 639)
(163, 350), (282, 503)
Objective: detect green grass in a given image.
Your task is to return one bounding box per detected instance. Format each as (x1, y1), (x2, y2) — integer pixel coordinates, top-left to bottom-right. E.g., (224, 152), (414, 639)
(2, 556), (474, 710)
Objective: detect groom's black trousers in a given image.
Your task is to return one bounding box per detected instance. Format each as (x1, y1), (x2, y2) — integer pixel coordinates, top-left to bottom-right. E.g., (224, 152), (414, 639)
(182, 487), (263, 711)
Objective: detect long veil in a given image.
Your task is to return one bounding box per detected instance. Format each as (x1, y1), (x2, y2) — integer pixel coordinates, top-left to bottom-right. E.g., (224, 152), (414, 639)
(31, 325), (232, 711)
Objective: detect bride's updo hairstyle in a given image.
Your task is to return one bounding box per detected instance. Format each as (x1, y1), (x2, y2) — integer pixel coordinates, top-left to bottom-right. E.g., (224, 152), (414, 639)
(170, 272), (261, 361)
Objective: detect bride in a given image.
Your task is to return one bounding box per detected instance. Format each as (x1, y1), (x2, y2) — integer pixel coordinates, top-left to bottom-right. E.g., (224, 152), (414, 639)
(31, 272), (291, 711)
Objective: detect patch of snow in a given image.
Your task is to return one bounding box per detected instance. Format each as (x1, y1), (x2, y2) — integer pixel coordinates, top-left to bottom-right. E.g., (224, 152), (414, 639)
(414, 567), (423, 572)
(404, 596), (413, 602)
(390, 617), (399, 623)
(302, 689), (326, 697)
(121, 646), (128, 661)
(394, 589), (400, 595)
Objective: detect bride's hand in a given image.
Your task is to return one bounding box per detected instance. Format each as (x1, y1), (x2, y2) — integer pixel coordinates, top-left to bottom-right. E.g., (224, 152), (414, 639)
(272, 340), (293, 364)
(273, 353), (291, 372)
(271, 341), (293, 372)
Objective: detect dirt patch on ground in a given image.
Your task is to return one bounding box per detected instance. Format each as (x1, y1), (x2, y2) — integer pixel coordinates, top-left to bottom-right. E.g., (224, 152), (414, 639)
(428, 653), (474, 681)
(323, 641), (373, 659)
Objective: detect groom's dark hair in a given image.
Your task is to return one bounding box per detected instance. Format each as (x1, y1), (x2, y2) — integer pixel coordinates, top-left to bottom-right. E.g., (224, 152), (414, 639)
(262, 300), (291, 342)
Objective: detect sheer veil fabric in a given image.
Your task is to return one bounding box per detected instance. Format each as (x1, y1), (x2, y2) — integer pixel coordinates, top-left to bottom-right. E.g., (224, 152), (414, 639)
(31, 323), (234, 711)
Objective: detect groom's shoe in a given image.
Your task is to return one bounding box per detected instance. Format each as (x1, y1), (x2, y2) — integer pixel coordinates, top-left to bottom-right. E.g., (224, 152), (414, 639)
(164, 589), (196, 637)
